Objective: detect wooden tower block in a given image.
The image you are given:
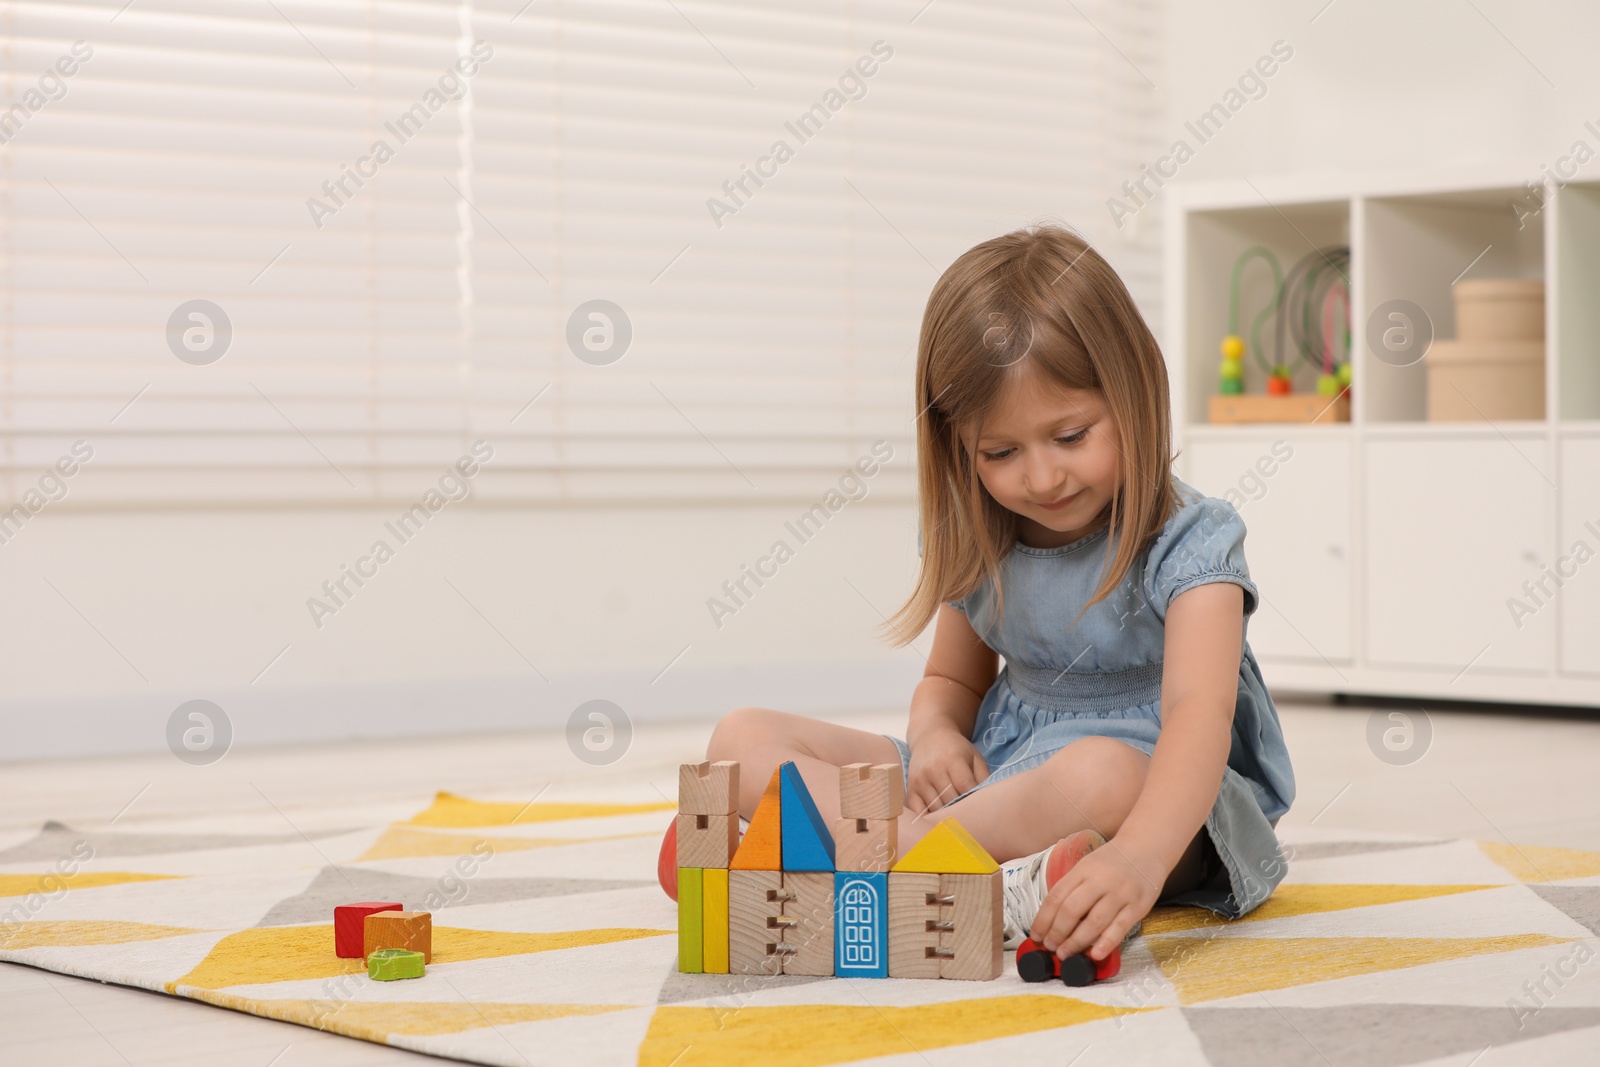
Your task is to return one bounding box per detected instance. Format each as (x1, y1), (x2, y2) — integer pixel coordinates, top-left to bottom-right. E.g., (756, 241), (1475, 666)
(679, 760), (739, 815)
(363, 910), (432, 963)
(833, 817), (897, 873)
(780, 871), (834, 976)
(678, 866), (704, 973)
(676, 812), (738, 868)
(702, 866), (729, 974)
(728, 869), (784, 975)
(834, 870), (888, 978)
(839, 763), (904, 820)
(887, 872), (942, 979)
(334, 901), (403, 958)
(936, 871), (1002, 981)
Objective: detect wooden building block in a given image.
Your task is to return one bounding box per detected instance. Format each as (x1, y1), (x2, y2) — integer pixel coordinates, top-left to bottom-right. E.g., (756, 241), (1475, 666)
(728, 869), (784, 975)
(678, 866), (704, 973)
(676, 811), (738, 869)
(833, 817), (897, 874)
(730, 767), (783, 870)
(887, 872), (942, 979)
(891, 817), (998, 875)
(363, 910), (432, 963)
(937, 871), (1002, 981)
(839, 763), (904, 820)
(779, 762), (835, 872)
(679, 760), (739, 815)
(334, 901), (403, 958)
(367, 948), (425, 981)
(834, 871), (888, 978)
(780, 871), (834, 976)
(702, 866), (729, 974)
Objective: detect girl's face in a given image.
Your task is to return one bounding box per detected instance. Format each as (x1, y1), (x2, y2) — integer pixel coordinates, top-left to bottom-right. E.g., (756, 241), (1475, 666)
(961, 372), (1122, 549)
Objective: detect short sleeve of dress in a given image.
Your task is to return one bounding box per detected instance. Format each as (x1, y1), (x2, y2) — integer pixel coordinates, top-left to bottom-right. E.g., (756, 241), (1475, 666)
(1140, 493), (1259, 622)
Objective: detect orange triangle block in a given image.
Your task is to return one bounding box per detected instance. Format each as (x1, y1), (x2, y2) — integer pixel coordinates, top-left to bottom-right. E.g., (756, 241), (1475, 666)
(730, 766), (782, 870)
(892, 817), (997, 874)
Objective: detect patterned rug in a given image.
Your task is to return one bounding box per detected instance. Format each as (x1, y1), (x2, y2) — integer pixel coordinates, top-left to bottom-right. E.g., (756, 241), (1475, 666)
(4, 784), (1600, 1065)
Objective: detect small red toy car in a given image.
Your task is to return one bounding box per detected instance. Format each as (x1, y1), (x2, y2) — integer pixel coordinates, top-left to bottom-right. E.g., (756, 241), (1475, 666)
(1015, 936), (1120, 986)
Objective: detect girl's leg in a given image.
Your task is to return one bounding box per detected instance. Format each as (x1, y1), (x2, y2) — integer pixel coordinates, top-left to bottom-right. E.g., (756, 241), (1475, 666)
(706, 707), (902, 827)
(901, 736), (1210, 899)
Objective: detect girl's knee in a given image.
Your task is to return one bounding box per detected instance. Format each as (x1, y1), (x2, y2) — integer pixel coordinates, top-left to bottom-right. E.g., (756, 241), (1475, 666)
(1042, 737), (1148, 828)
(706, 706), (772, 761)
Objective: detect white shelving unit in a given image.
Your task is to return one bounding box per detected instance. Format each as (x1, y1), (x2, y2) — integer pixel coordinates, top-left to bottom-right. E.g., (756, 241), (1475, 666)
(1167, 170), (1600, 708)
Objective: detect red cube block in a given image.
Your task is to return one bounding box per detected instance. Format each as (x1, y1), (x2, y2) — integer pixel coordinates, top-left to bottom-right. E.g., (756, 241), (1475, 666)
(334, 901), (403, 958)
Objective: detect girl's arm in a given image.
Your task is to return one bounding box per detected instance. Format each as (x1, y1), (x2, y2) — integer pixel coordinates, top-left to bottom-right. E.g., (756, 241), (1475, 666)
(1031, 581), (1243, 960)
(905, 604), (999, 813)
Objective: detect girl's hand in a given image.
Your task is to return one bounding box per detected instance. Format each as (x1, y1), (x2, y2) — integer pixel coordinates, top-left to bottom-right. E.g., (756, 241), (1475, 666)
(1029, 837), (1164, 961)
(905, 728), (989, 818)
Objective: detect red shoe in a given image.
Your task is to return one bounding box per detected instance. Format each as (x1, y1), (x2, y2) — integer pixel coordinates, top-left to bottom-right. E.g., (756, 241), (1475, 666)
(657, 818), (678, 901)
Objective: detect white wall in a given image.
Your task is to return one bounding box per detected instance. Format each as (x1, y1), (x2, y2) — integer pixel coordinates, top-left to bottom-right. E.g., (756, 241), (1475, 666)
(1163, 0), (1600, 186)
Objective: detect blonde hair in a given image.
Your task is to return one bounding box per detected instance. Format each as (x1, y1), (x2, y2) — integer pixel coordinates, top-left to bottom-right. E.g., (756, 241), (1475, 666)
(883, 223), (1179, 646)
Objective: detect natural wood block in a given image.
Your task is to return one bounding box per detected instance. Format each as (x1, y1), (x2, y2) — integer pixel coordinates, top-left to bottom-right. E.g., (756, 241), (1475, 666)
(678, 867), (703, 973)
(728, 869), (784, 976)
(887, 872), (942, 979)
(334, 901), (402, 959)
(702, 866), (729, 974)
(937, 871), (1002, 981)
(676, 812), (738, 869)
(679, 760), (739, 815)
(839, 763), (904, 820)
(780, 871), (834, 977)
(833, 817), (897, 873)
(363, 910), (432, 963)
(1207, 391), (1350, 425)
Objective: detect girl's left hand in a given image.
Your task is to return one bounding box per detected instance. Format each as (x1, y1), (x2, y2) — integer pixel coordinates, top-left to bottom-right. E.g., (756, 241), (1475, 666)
(1028, 838), (1165, 961)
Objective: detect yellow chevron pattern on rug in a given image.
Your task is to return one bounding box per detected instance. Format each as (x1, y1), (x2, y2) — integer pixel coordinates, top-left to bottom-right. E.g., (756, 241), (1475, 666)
(1146, 933), (1575, 1004)
(356, 825), (658, 862)
(638, 996), (1150, 1067)
(0, 920), (202, 949)
(1479, 840), (1600, 882)
(1139, 883), (1499, 935)
(172, 923), (671, 990)
(0, 871), (181, 897)
(189, 990), (634, 1041)
(403, 791), (674, 827)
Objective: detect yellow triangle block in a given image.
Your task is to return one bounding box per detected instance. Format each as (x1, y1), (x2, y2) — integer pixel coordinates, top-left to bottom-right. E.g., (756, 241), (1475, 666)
(1479, 840), (1600, 882)
(638, 995), (1149, 1067)
(891, 818), (997, 874)
(1140, 883), (1499, 936)
(730, 767), (783, 870)
(188, 991), (631, 1041)
(1148, 933), (1573, 1005)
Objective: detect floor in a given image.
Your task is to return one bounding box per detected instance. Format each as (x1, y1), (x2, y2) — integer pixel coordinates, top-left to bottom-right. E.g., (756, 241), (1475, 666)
(3, 692), (1598, 1065)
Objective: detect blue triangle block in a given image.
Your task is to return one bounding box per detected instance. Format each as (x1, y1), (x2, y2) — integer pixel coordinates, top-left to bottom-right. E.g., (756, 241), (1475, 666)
(778, 761), (835, 871)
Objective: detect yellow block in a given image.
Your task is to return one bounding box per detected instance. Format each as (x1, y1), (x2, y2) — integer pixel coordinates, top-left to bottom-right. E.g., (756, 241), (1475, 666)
(891, 818), (998, 875)
(702, 867), (729, 973)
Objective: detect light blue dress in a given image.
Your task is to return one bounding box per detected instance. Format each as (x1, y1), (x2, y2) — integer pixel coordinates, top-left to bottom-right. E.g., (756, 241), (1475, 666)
(886, 474), (1295, 918)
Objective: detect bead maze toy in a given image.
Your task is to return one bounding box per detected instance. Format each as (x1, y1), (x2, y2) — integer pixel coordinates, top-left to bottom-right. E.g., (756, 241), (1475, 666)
(668, 758), (1124, 984)
(1210, 244), (1353, 424)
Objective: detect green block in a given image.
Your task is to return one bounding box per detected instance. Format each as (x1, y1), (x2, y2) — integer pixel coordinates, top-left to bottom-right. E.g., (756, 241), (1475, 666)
(678, 867), (704, 972)
(367, 948), (426, 981)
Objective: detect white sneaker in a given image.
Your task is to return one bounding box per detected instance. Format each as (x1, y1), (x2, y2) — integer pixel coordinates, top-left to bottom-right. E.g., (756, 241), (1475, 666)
(999, 829), (1142, 947)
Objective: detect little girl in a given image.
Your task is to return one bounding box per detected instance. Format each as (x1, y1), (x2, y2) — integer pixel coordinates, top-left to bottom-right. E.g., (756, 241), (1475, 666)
(684, 224), (1294, 966)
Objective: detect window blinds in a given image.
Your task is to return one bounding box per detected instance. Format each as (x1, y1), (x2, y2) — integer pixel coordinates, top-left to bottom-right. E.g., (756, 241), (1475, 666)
(0, 0), (1162, 504)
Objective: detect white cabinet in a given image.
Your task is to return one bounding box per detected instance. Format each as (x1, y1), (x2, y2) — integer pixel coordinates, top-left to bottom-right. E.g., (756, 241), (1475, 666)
(1559, 435), (1600, 675)
(1364, 436), (1554, 673)
(1184, 435), (1352, 663)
